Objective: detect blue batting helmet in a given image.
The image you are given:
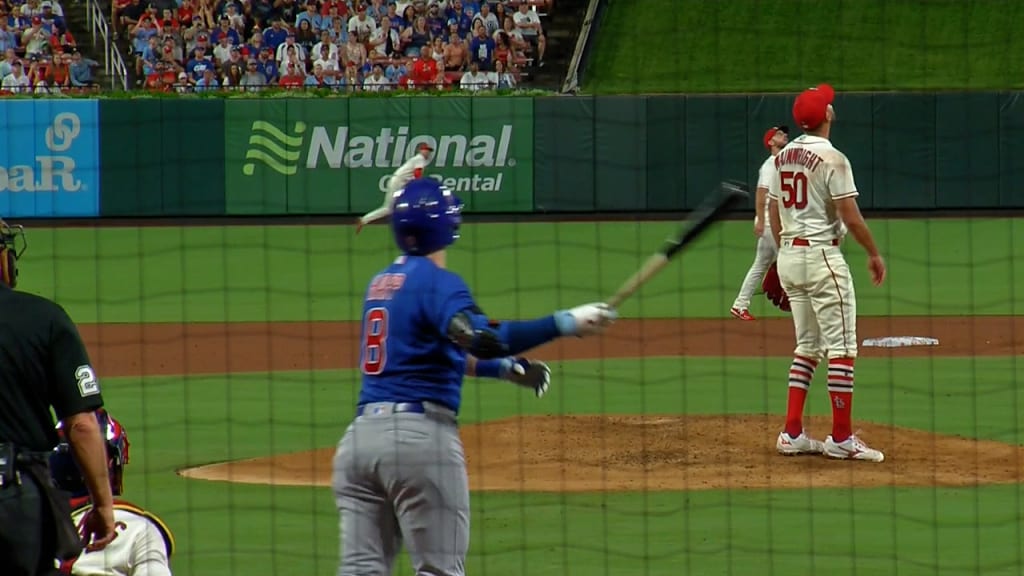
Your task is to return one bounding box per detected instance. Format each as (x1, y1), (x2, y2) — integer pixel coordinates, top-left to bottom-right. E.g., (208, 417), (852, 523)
(49, 409), (130, 498)
(391, 178), (464, 256)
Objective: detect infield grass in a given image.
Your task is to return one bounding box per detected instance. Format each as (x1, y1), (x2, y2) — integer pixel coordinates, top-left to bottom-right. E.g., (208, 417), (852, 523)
(585, 0), (1024, 94)
(17, 218), (1024, 323)
(101, 356), (1024, 576)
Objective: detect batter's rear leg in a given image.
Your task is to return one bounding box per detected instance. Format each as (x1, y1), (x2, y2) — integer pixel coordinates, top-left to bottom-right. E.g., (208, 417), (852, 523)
(333, 432), (404, 576)
(392, 424), (470, 576)
(776, 290), (826, 456)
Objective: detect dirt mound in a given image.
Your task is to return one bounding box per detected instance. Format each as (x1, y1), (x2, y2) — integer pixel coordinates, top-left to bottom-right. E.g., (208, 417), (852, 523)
(178, 414), (1024, 492)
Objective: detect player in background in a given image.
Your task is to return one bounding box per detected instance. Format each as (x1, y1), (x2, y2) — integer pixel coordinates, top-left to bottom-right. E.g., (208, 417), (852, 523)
(50, 409), (175, 576)
(768, 84), (887, 462)
(729, 125), (789, 321)
(355, 142), (434, 234)
(333, 177), (617, 576)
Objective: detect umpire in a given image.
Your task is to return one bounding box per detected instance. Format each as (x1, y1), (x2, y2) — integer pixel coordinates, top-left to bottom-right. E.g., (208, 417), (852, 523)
(0, 219), (117, 575)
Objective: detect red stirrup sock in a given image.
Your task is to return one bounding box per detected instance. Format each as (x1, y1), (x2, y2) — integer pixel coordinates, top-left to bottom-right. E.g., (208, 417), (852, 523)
(827, 358), (855, 442)
(785, 355), (818, 438)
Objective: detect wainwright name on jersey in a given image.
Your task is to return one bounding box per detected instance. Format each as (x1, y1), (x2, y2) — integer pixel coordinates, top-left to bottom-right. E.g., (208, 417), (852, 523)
(769, 134), (856, 242)
(59, 501), (175, 576)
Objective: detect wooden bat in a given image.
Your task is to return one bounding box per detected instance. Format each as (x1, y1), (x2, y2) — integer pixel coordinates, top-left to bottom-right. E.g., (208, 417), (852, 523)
(606, 181), (751, 309)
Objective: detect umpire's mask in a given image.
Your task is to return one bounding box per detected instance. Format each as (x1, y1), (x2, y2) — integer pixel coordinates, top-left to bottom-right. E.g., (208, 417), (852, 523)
(0, 219), (26, 288)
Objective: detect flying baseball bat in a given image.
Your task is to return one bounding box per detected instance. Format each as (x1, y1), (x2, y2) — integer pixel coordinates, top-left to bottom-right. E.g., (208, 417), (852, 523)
(606, 181), (750, 310)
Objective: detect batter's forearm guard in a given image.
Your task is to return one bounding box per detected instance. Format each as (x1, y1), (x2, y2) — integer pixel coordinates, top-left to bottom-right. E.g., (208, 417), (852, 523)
(447, 312), (508, 359)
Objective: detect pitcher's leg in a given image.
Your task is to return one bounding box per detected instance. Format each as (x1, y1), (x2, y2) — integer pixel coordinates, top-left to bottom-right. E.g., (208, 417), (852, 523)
(775, 289), (826, 454)
(333, 426), (403, 576)
(392, 421), (470, 576)
(732, 235), (777, 313)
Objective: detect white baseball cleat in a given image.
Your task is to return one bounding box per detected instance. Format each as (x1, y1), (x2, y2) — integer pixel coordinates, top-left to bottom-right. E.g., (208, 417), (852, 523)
(776, 431), (825, 455)
(823, 434), (885, 462)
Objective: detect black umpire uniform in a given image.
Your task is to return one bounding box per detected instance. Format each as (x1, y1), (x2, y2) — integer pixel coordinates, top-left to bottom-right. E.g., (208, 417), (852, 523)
(0, 221), (108, 575)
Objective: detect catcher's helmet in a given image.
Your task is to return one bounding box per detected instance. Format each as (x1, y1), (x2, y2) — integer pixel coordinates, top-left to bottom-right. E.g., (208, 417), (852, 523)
(49, 409), (130, 498)
(0, 219), (26, 288)
(391, 177), (464, 256)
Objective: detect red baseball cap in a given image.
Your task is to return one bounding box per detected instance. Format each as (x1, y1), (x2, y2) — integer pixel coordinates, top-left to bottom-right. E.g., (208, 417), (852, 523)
(792, 84), (835, 131)
(418, 143), (434, 152)
(763, 125), (788, 149)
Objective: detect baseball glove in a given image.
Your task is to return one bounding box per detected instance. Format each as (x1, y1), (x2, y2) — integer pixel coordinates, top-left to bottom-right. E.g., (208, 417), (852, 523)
(761, 261), (792, 312)
(504, 358), (551, 398)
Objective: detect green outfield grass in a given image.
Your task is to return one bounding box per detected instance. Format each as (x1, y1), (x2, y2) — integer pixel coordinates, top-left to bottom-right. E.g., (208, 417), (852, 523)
(585, 0), (1024, 94)
(18, 218), (1024, 323)
(100, 356), (1024, 576)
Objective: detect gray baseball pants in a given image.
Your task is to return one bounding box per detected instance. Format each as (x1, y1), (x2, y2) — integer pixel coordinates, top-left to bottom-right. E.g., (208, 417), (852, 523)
(332, 401), (469, 576)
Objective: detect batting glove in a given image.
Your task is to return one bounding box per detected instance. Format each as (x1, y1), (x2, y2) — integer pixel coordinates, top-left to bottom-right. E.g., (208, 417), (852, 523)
(554, 302), (618, 337)
(501, 357), (551, 398)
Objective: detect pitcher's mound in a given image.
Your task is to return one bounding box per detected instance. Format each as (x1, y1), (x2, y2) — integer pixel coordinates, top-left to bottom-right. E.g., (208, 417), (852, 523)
(178, 414), (1024, 492)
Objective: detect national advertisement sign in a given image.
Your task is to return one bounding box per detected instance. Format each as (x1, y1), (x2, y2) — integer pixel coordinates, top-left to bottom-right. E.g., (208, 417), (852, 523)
(224, 98), (534, 215)
(0, 100), (100, 217)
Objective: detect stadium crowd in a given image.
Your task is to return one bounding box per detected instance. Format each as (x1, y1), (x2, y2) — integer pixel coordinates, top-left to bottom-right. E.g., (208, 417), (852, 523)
(0, 0), (100, 94)
(112, 0), (551, 93)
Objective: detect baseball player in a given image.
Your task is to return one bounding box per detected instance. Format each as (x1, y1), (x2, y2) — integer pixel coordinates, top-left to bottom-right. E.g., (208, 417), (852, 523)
(333, 177), (617, 576)
(355, 142), (434, 234)
(768, 83), (887, 462)
(50, 408), (175, 575)
(0, 219), (118, 575)
(729, 125), (789, 321)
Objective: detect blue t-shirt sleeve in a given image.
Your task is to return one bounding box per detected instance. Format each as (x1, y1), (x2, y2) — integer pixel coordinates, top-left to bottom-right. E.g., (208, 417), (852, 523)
(429, 270), (479, 336)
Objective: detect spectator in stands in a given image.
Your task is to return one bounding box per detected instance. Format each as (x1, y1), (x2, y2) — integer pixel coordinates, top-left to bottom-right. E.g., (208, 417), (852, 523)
(0, 19), (16, 53)
(243, 29), (266, 58)
(493, 1), (508, 25)
(117, 0), (145, 37)
(277, 0), (300, 27)
(366, 0), (385, 23)
(69, 51), (98, 86)
(49, 51), (71, 88)
(248, 0), (274, 28)
(155, 8), (178, 35)
(341, 58), (360, 91)
(212, 32), (233, 63)
(348, 4), (376, 42)
(473, 2), (498, 36)
(185, 44), (213, 78)
(295, 19), (317, 56)
(257, 46), (278, 82)
(384, 54), (406, 84)
(409, 43), (438, 89)
(430, 36), (444, 68)
(322, 0), (349, 21)
(194, 65), (219, 90)
(0, 49), (17, 78)
(220, 45), (244, 75)
(1, 59), (30, 91)
(130, 13), (159, 60)
(511, 0), (543, 66)
(459, 58), (489, 91)
(307, 60), (335, 87)
(401, 15), (429, 57)
(312, 30), (338, 61)
(425, 2), (445, 36)
(341, 32), (365, 69)
(136, 34), (160, 78)
(368, 15), (398, 63)
(490, 57), (515, 89)
(468, 20), (494, 70)
(211, 15), (240, 44)
(443, 32), (466, 71)
(381, 2), (399, 27)
(39, 2), (64, 35)
(498, 14), (526, 54)
(363, 62), (390, 91)
(176, 0), (195, 24)
(23, 17), (51, 57)
(282, 43), (305, 72)
(162, 33), (182, 61)
(224, 3), (245, 29)
(460, 0), (481, 17)
(262, 16), (288, 51)
(295, 1), (323, 32)
(312, 43), (338, 76)
(174, 70), (190, 91)
(278, 59), (303, 86)
(239, 58), (266, 90)
(223, 62), (242, 88)
(275, 30), (305, 65)
(395, 5), (414, 30)
(327, 13), (347, 43)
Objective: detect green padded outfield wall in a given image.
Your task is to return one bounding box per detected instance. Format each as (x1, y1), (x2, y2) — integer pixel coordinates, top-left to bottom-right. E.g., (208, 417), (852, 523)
(87, 92), (1024, 217)
(222, 97), (534, 215)
(98, 100), (226, 216)
(533, 92), (1024, 212)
